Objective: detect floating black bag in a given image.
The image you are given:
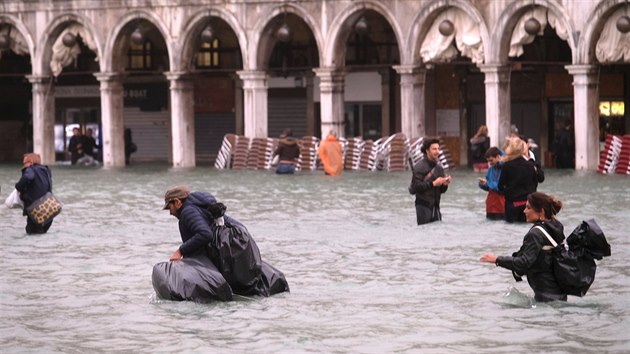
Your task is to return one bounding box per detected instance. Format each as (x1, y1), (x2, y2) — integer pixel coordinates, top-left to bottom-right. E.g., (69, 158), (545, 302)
(535, 220), (610, 297)
(152, 254), (233, 302)
(207, 203), (263, 296)
(255, 260), (290, 297)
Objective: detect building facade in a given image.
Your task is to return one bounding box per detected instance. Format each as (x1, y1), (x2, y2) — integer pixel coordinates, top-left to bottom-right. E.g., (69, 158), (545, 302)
(0, 0), (628, 170)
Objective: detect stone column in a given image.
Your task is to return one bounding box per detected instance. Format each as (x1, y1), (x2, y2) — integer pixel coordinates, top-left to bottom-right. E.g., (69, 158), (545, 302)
(237, 70), (268, 138)
(305, 72), (315, 136)
(166, 71), (196, 168)
(393, 65), (426, 139)
(380, 69), (391, 137)
(94, 72), (125, 167)
(27, 75), (55, 164)
(478, 64), (511, 149)
(313, 67), (345, 138)
(566, 64), (599, 171)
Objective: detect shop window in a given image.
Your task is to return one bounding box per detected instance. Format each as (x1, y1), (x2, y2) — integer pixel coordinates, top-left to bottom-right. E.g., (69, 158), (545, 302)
(128, 41), (152, 70)
(196, 38), (220, 68)
(599, 100), (626, 140)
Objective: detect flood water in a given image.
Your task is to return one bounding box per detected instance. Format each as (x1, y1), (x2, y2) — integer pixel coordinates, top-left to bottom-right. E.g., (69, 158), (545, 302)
(0, 164), (628, 353)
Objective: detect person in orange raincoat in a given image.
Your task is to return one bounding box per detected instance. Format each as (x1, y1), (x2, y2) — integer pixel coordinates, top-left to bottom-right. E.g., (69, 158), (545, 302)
(317, 131), (343, 176)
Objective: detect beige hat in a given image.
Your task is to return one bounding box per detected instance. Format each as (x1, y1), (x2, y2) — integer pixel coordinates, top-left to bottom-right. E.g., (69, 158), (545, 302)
(163, 185), (190, 209)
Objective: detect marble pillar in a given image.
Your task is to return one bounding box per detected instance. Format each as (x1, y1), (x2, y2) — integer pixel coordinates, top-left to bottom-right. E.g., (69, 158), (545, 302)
(166, 71), (196, 168)
(94, 72), (125, 167)
(237, 70), (268, 138)
(393, 65), (426, 139)
(566, 64), (600, 171)
(313, 67), (345, 138)
(27, 75), (55, 164)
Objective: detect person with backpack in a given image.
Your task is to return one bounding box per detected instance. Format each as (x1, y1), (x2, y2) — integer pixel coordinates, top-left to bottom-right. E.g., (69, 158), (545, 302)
(480, 192), (567, 302)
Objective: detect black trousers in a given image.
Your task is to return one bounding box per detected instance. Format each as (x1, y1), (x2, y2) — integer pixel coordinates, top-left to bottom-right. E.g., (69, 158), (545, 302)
(416, 204), (441, 225)
(25, 217), (53, 234)
(505, 199), (527, 223)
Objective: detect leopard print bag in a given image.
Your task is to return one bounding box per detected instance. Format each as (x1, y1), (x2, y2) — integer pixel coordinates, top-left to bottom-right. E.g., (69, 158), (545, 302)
(26, 192), (62, 225)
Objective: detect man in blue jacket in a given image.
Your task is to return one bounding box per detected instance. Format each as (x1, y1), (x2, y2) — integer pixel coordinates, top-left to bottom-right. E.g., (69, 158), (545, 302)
(162, 185), (244, 261)
(478, 146), (505, 220)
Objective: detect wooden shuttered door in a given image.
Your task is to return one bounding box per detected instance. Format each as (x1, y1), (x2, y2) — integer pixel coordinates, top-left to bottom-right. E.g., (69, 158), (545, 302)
(195, 112), (236, 164)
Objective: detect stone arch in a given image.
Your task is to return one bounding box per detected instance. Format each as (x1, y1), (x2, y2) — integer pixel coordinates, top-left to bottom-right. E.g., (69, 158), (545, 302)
(103, 10), (172, 73)
(579, 0), (628, 64)
(408, 0), (490, 65)
(0, 15), (35, 58)
(251, 3), (324, 71)
(33, 13), (102, 76)
(324, 0), (404, 68)
(493, 0), (577, 64)
(179, 7), (248, 72)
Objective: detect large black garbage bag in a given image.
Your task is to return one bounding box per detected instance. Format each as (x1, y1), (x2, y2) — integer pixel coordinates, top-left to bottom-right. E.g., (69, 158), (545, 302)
(152, 254), (233, 302)
(207, 203), (262, 295)
(567, 219), (611, 260)
(255, 260), (290, 297)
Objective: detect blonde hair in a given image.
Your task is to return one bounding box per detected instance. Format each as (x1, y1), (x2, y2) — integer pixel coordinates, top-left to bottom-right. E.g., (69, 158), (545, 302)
(475, 125), (488, 136)
(503, 137), (525, 162)
(23, 153), (41, 165)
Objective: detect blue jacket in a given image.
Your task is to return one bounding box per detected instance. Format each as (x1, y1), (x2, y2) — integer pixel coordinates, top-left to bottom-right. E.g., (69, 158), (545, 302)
(178, 192), (244, 257)
(479, 162), (502, 192)
(15, 164), (52, 213)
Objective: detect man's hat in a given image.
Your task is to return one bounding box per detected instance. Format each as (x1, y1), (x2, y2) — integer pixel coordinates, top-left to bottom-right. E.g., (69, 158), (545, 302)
(163, 185), (190, 209)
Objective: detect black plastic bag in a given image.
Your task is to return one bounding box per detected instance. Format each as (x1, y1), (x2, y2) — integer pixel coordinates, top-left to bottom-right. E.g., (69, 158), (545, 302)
(152, 254), (233, 302)
(551, 247), (597, 297)
(255, 260), (290, 297)
(567, 219), (611, 260)
(207, 203), (262, 295)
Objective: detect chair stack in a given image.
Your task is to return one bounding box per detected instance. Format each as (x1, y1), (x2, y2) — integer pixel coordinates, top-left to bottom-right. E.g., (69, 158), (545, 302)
(214, 133), (235, 169)
(231, 136), (251, 170)
(408, 137), (425, 168)
(438, 139), (455, 171)
(344, 137), (365, 170)
(385, 133), (409, 172)
(247, 137), (276, 170)
(614, 135), (630, 175)
(298, 136), (320, 171)
(359, 139), (380, 171)
(597, 134), (622, 174)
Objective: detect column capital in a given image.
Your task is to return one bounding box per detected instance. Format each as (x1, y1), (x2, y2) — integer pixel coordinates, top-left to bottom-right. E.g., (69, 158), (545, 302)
(477, 63), (511, 74)
(312, 67), (344, 79)
(565, 64), (598, 76)
(392, 64), (425, 75)
(26, 75), (51, 85)
(94, 71), (125, 82)
(237, 70), (267, 81)
(164, 71), (192, 82)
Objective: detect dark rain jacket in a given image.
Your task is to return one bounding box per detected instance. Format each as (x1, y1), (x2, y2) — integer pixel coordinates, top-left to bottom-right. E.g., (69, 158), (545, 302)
(408, 158), (448, 209)
(274, 137), (301, 162)
(498, 156), (538, 203)
(15, 164), (53, 215)
(178, 192), (244, 257)
(496, 219), (567, 302)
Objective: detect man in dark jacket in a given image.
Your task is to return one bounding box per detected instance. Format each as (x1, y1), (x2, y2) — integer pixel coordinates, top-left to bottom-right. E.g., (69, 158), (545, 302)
(408, 138), (452, 225)
(15, 153), (54, 234)
(162, 186), (244, 261)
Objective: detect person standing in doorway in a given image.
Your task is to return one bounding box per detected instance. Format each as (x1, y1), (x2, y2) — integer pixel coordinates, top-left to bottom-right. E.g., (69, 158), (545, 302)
(317, 131), (343, 176)
(408, 138), (452, 225)
(470, 125), (490, 172)
(68, 127), (84, 165)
